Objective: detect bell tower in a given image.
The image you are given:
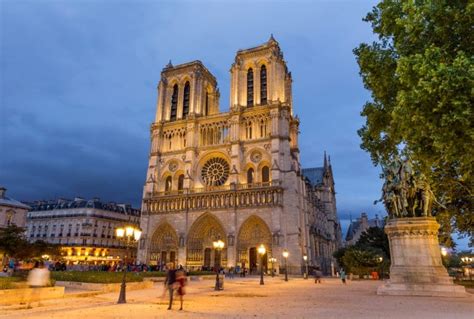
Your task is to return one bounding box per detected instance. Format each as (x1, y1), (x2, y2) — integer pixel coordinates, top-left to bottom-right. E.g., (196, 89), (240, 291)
(229, 35), (293, 111)
(155, 60), (219, 123)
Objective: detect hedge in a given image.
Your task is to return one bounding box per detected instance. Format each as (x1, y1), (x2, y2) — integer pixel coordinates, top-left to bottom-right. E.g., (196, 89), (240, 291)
(51, 271), (143, 283)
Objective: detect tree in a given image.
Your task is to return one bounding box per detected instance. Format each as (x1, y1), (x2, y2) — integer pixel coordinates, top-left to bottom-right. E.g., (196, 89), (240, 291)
(0, 225), (30, 259)
(355, 226), (390, 259)
(0, 225), (61, 260)
(341, 246), (386, 276)
(353, 1), (473, 246)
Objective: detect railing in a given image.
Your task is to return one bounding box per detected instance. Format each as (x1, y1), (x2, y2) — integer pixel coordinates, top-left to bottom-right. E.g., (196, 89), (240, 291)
(144, 181), (283, 213)
(145, 181), (280, 198)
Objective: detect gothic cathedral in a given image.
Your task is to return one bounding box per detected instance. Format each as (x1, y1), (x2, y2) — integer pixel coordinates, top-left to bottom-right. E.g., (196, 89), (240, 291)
(138, 37), (342, 275)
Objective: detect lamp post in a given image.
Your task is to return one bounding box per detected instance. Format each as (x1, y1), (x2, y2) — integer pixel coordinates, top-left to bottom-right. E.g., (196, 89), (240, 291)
(303, 255), (308, 279)
(258, 244), (266, 285)
(213, 239), (225, 291)
(282, 249), (289, 282)
(269, 257), (277, 278)
(115, 225), (142, 304)
(377, 256), (384, 280)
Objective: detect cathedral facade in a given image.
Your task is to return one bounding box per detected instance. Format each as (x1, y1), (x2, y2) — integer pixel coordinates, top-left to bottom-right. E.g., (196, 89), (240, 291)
(137, 37), (342, 274)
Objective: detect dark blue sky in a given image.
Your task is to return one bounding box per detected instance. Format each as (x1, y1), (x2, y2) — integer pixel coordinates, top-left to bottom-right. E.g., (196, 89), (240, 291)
(1, 0), (465, 247)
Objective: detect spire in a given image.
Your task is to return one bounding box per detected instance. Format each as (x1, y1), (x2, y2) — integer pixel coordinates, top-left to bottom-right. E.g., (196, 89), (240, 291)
(268, 33), (278, 45)
(323, 151), (328, 169)
(165, 60), (173, 69)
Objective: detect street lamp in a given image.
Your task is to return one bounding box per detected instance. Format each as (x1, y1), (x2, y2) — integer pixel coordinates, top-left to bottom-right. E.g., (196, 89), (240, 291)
(377, 256), (384, 280)
(269, 257), (277, 277)
(440, 247), (448, 257)
(213, 239), (225, 291)
(258, 244), (266, 285)
(115, 225), (142, 304)
(282, 249), (289, 282)
(303, 255), (308, 279)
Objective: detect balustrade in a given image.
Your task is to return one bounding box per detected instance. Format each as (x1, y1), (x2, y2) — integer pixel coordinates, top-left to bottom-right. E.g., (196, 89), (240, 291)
(144, 182), (282, 214)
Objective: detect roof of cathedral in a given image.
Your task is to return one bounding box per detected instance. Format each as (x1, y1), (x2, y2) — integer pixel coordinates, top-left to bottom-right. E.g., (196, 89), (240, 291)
(345, 213), (384, 241)
(0, 187), (30, 210)
(302, 167), (325, 186)
(27, 197), (140, 216)
(161, 60), (217, 84)
(236, 34), (281, 56)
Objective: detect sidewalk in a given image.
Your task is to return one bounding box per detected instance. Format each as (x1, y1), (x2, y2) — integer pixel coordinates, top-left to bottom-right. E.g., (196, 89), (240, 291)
(1, 277), (472, 319)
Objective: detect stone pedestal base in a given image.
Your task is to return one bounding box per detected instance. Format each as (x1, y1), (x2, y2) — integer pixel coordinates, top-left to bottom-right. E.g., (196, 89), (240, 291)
(377, 217), (467, 297)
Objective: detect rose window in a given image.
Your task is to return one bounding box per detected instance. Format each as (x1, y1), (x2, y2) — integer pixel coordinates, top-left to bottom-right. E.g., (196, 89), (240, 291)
(201, 158), (230, 186)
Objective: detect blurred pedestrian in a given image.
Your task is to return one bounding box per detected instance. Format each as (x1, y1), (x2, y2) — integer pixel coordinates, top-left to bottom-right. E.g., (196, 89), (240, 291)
(27, 261), (50, 307)
(175, 268), (186, 311)
(340, 269), (347, 284)
(164, 263), (177, 310)
(314, 266), (322, 284)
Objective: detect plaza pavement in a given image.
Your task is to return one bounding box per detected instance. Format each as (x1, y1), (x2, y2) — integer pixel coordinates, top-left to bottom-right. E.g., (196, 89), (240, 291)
(0, 277), (472, 319)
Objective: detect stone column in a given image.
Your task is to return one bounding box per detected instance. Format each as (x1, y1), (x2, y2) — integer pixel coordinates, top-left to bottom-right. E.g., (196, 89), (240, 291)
(377, 217), (466, 297)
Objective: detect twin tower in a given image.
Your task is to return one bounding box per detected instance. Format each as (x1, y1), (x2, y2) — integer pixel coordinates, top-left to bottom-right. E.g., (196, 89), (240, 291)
(138, 36), (340, 275)
(154, 35), (292, 123)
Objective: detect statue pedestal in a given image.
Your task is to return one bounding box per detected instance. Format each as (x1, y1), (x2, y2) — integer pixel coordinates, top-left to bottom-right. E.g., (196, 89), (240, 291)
(377, 217), (467, 297)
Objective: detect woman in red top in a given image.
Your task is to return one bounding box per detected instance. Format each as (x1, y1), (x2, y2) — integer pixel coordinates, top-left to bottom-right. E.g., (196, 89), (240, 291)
(175, 268), (186, 311)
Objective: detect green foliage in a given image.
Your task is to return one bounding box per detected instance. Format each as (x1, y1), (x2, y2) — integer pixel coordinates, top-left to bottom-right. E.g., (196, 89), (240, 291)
(335, 227), (390, 276)
(51, 271), (144, 283)
(0, 277), (22, 290)
(0, 225), (62, 260)
(342, 246), (386, 276)
(354, 0), (473, 246)
(50, 270), (215, 283)
(0, 225), (30, 259)
(333, 247), (348, 270)
(355, 227), (390, 259)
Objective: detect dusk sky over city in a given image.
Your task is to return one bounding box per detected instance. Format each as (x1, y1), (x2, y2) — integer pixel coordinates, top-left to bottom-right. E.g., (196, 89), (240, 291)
(0, 0), (467, 248)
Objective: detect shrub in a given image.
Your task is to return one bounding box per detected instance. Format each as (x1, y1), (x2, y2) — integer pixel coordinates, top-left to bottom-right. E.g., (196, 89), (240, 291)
(0, 277), (22, 290)
(51, 271), (143, 283)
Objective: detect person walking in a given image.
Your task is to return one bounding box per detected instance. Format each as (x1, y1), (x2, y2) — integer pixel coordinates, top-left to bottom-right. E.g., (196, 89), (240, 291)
(175, 268), (186, 311)
(27, 261), (50, 307)
(314, 266), (322, 284)
(164, 263), (177, 310)
(340, 269), (347, 284)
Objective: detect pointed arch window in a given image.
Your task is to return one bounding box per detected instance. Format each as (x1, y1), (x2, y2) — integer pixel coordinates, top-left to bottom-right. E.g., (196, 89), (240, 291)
(260, 119), (266, 138)
(178, 174), (185, 192)
(260, 65), (267, 105)
(182, 82), (190, 118)
(205, 92), (209, 116)
(247, 168), (254, 185)
(246, 121), (253, 139)
(262, 166), (270, 184)
(247, 68), (254, 107)
(170, 84), (178, 121)
(165, 176), (172, 193)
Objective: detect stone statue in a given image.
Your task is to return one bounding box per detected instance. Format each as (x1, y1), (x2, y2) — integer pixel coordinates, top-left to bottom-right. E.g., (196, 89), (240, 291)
(378, 156), (436, 218)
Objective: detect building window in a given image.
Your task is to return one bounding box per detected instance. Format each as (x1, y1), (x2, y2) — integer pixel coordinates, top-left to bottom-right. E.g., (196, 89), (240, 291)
(246, 121), (252, 139)
(260, 65), (267, 105)
(170, 84), (178, 121)
(165, 176), (172, 192)
(247, 68), (254, 106)
(178, 174), (185, 191)
(260, 119), (267, 138)
(262, 166), (270, 183)
(5, 211), (13, 226)
(204, 92), (209, 116)
(247, 168), (254, 184)
(182, 81), (190, 118)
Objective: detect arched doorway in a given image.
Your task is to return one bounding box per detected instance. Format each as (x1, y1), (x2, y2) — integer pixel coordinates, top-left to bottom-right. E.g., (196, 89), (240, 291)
(237, 215), (272, 275)
(186, 213), (227, 270)
(149, 223), (179, 268)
